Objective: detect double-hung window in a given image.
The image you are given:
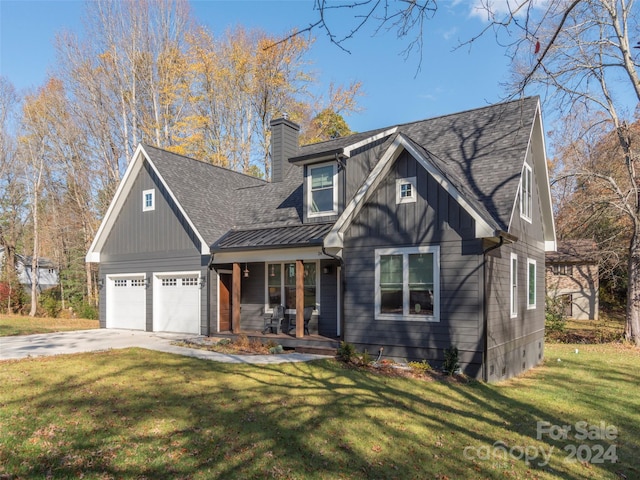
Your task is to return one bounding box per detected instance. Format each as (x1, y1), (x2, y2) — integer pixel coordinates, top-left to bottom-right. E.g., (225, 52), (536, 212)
(520, 164), (532, 221)
(266, 262), (318, 312)
(510, 253), (518, 318)
(375, 246), (439, 321)
(308, 163), (337, 217)
(527, 258), (536, 309)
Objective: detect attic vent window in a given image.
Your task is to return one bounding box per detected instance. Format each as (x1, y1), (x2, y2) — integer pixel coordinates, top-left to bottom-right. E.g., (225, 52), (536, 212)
(143, 189), (155, 212)
(396, 177), (417, 204)
(520, 164), (532, 222)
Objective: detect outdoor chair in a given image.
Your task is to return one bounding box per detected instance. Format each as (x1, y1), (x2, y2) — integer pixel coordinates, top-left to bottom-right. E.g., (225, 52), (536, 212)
(262, 305), (285, 334)
(287, 306), (313, 335)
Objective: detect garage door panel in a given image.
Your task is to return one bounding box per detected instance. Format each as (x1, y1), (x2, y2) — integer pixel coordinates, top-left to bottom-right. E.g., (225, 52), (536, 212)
(106, 275), (146, 330)
(153, 273), (200, 334)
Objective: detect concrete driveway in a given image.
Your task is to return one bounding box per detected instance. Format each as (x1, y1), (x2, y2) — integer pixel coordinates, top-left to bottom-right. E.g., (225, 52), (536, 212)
(0, 329), (330, 364)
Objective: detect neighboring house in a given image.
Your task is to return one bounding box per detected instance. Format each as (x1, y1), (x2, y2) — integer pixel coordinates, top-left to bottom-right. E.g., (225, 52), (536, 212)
(546, 239), (599, 320)
(86, 96), (556, 381)
(0, 247), (60, 293)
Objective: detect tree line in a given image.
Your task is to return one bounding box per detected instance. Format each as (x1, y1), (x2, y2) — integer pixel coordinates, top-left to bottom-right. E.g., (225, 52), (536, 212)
(0, 0), (359, 317)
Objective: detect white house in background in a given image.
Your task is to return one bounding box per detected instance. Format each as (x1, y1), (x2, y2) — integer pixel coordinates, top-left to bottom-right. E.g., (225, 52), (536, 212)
(0, 247), (59, 292)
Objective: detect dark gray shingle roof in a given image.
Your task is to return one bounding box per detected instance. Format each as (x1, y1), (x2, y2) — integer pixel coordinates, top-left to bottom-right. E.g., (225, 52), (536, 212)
(547, 240), (598, 264)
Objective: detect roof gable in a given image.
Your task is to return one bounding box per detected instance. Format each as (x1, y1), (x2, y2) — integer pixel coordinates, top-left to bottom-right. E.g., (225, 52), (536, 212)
(86, 144), (266, 262)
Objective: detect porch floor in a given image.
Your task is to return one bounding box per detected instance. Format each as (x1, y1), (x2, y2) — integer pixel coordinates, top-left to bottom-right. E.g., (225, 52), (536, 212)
(210, 331), (340, 355)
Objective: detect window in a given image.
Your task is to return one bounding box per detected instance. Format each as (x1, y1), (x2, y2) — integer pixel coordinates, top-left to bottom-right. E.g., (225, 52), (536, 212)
(143, 189), (155, 212)
(114, 279), (127, 287)
(308, 163), (337, 217)
(520, 164), (532, 221)
(375, 246), (439, 321)
(266, 262), (318, 311)
(553, 264), (573, 276)
(131, 279), (145, 287)
(182, 277), (198, 286)
(162, 278), (177, 287)
(527, 259), (536, 309)
(510, 253), (518, 318)
(396, 177), (417, 204)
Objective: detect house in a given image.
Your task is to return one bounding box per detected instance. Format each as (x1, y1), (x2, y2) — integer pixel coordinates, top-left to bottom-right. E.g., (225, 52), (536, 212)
(546, 239), (599, 320)
(86, 96), (556, 381)
(0, 247), (59, 293)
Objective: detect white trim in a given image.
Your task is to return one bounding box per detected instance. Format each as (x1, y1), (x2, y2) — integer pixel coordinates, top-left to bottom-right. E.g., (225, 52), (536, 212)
(510, 253), (518, 318)
(396, 177), (417, 204)
(342, 127), (398, 157)
(85, 144), (210, 263)
(142, 188), (155, 212)
(336, 266), (342, 337)
(520, 163), (533, 222)
(374, 245), (440, 322)
(212, 246), (330, 264)
(323, 134), (496, 250)
(527, 258), (537, 310)
(307, 161), (338, 218)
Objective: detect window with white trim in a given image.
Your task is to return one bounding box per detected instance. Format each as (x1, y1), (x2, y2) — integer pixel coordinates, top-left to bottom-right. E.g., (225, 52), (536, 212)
(143, 189), (155, 212)
(266, 262), (318, 311)
(396, 177), (417, 204)
(520, 164), (532, 221)
(307, 163), (337, 217)
(375, 246), (439, 321)
(527, 258), (536, 309)
(510, 253), (518, 318)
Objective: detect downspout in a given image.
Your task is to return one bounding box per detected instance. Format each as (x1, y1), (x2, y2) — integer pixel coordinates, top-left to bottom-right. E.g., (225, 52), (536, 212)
(322, 245), (345, 340)
(482, 235), (505, 382)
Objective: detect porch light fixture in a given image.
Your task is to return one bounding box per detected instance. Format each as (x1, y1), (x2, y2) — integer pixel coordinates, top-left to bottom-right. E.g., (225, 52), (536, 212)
(97, 278), (104, 289)
(322, 265), (332, 275)
(270, 264), (276, 277)
(243, 263), (250, 278)
(199, 276), (206, 287)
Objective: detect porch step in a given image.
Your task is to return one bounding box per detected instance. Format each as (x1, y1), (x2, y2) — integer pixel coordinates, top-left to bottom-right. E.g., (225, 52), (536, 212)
(294, 345), (337, 356)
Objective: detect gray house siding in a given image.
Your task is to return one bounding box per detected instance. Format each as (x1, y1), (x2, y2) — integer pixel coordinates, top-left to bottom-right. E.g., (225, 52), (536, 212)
(342, 151), (485, 376)
(485, 154), (546, 382)
(99, 160), (208, 334)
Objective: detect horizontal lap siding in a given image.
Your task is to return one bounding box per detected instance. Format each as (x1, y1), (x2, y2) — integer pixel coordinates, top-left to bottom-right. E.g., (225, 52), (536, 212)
(343, 151), (484, 376)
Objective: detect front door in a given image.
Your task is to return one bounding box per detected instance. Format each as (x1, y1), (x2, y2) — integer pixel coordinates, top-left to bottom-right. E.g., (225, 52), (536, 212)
(219, 273), (232, 332)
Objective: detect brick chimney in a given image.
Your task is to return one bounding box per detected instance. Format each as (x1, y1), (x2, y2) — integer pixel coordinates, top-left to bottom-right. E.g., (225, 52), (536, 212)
(270, 117), (300, 183)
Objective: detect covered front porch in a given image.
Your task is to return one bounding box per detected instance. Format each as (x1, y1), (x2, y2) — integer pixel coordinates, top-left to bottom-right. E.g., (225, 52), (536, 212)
(209, 231), (343, 341)
(210, 330), (340, 355)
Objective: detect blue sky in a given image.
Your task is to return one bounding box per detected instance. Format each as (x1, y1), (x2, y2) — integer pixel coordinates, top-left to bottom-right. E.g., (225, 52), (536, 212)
(0, 0), (519, 133)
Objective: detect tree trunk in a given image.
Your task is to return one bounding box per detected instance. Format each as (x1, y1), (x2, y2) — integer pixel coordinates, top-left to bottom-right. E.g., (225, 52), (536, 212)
(626, 234), (640, 345)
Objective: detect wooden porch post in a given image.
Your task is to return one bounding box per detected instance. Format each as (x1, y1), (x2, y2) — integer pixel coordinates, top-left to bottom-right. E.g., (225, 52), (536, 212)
(295, 259), (304, 338)
(232, 263), (241, 334)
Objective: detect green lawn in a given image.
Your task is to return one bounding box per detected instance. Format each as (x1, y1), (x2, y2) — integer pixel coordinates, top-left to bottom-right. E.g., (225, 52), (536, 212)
(1, 343), (638, 479)
(0, 314), (99, 336)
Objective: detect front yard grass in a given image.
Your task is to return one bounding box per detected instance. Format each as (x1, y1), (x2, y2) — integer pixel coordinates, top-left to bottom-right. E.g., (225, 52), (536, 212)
(1, 343), (638, 479)
(0, 314), (99, 336)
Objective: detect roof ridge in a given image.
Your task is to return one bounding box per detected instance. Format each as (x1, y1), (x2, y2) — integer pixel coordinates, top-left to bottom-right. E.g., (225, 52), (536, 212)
(141, 143), (268, 184)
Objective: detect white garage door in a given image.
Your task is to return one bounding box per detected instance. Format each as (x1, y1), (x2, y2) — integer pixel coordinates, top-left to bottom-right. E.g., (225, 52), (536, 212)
(106, 275), (146, 330)
(153, 273), (201, 334)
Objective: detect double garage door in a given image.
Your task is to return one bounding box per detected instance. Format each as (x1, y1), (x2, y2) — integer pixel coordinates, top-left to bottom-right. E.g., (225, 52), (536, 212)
(106, 272), (201, 334)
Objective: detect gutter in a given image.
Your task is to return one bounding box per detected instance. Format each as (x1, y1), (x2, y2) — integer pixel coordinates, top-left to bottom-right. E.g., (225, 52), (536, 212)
(322, 245), (345, 341)
(481, 230), (518, 382)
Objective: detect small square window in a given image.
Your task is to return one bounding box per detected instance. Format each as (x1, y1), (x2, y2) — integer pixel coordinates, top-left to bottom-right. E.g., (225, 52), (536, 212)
(396, 177), (417, 204)
(143, 189), (155, 212)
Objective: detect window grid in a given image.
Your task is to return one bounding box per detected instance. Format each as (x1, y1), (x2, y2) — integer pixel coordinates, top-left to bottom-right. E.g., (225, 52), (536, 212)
(162, 278), (177, 287)
(182, 277), (198, 286)
(131, 279), (145, 287)
(114, 279), (127, 287)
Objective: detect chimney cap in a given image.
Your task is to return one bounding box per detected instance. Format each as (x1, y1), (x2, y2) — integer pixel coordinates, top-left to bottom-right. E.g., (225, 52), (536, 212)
(270, 117), (300, 131)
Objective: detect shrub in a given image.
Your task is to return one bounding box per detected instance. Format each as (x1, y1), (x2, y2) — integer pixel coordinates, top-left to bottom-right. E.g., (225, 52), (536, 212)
(443, 346), (460, 375)
(337, 341), (356, 363)
(0, 280), (25, 313)
(74, 301), (98, 320)
(269, 344), (284, 354)
(234, 334), (250, 349)
(360, 349), (372, 365)
(408, 360), (432, 373)
(545, 295), (567, 333)
(40, 288), (62, 318)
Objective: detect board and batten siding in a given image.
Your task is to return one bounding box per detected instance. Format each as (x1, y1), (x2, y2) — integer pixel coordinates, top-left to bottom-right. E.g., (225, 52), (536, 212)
(485, 151), (546, 382)
(99, 160), (209, 334)
(342, 151), (485, 376)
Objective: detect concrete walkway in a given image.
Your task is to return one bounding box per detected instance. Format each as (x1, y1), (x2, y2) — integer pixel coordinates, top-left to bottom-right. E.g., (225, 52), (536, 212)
(0, 328), (331, 364)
